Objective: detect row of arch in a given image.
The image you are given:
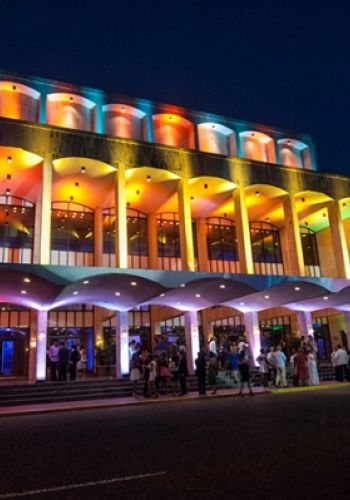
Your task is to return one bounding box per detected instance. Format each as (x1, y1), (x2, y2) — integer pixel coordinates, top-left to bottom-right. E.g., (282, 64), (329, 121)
(0, 80), (313, 169)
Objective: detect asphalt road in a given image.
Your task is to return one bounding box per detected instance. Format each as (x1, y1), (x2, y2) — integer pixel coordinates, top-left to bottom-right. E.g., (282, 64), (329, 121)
(1, 388), (350, 500)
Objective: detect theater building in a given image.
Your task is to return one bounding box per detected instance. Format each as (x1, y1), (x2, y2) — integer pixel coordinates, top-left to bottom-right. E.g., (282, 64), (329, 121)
(1, 70), (350, 381)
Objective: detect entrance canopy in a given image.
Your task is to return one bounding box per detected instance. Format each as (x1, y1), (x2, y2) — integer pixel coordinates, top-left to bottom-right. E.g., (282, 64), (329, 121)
(0, 264), (349, 313)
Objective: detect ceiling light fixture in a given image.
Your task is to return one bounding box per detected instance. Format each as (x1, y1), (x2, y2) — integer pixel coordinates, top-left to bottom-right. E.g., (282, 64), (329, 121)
(294, 286), (300, 291)
(7, 156), (13, 164)
(83, 280), (89, 285)
(115, 292), (121, 296)
(130, 281), (137, 286)
(81, 166), (86, 174)
(23, 277), (31, 283)
(264, 295), (270, 299)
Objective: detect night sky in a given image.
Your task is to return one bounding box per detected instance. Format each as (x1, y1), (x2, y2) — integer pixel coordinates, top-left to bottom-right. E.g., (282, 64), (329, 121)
(1, 0), (349, 175)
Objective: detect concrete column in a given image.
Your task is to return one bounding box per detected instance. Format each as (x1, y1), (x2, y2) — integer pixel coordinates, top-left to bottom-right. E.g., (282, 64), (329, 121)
(343, 312), (350, 348)
(147, 212), (158, 269)
(327, 200), (350, 278)
(184, 310), (200, 375)
(282, 194), (304, 276)
(233, 186), (254, 274)
(177, 174), (195, 271)
(296, 311), (314, 339)
(244, 311), (260, 366)
(114, 164), (128, 268)
(115, 310), (129, 378)
(94, 207), (103, 267)
(36, 310), (48, 382)
(33, 157), (52, 265)
(196, 218), (209, 271)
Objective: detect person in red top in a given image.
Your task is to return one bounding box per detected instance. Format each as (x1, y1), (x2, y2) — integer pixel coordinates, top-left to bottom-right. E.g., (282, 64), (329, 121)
(293, 348), (309, 386)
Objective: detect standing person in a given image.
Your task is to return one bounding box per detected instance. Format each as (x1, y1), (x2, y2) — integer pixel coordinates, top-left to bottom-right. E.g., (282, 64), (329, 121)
(158, 352), (170, 394)
(266, 347), (277, 386)
(48, 341), (59, 381)
(58, 341), (69, 382)
(209, 336), (218, 356)
(256, 348), (269, 387)
(294, 348), (309, 386)
(130, 352), (141, 397)
(77, 345), (87, 377)
(307, 348), (320, 385)
(237, 349), (254, 397)
(169, 353), (180, 396)
(195, 349), (207, 395)
(333, 345), (350, 382)
(142, 352), (151, 398)
(148, 355), (158, 398)
(289, 349), (298, 387)
(69, 344), (80, 381)
(208, 351), (218, 394)
(178, 348), (188, 396)
(275, 346), (287, 388)
(228, 345), (240, 383)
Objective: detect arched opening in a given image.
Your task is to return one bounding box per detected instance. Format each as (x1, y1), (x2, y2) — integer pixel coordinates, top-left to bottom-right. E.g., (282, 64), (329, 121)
(0, 194), (34, 264)
(198, 123), (236, 156)
(300, 226), (321, 277)
(250, 221), (284, 275)
(240, 131), (276, 163)
(102, 104), (147, 140)
(0, 81), (40, 122)
(51, 201), (94, 266)
(46, 93), (96, 131)
(278, 139), (312, 169)
(152, 114), (195, 149)
(206, 217), (239, 273)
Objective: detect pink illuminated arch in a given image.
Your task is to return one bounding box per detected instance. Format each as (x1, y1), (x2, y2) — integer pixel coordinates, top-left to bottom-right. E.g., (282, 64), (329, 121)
(152, 114), (195, 149)
(278, 139), (312, 170)
(198, 123), (236, 156)
(102, 104), (147, 140)
(0, 81), (40, 122)
(46, 93), (96, 132)
(240, 131), (276, 163)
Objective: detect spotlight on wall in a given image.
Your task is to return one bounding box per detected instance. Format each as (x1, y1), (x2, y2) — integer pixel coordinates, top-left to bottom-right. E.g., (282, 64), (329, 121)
(251, 132), (255, 137)
(75, 182), (79, 187)
(121, 106), (125, 112)
(301, 197), (305, 202)
(255, 191), (260, 197)
(146, 175), (152, 182)
(81, 166), (86, 174)
(7, 156), (13, 164)
(190, 196), (194, 200)
(322, 213), (327, 218)
(211, 124), (216, 129)
(12, 85), (16, 91)
(6, 174), (11, 180)
(168, 116), (172, 120)
(204, 183), (208, 189)
(6, 188), (10, 195)
(287, 140), (291, 145)
(70, 196), (74, 201)
(69, 96), (74, 102)
(343, 202), (347, 207)
(136, 190), (140, 195)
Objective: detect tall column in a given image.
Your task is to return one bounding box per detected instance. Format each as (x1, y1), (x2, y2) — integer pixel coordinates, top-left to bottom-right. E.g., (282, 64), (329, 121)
(114, 164), (128, 268)
(177, 168), (195, 272)
(115, 310), (129, 378)
(147, 212), (158, 269)
(233, 186), (254, 274)
(343, 312), (350, 348)
(296, 311), (314, 339)
(33, 157), (52, 264)
(184, 310), (200, 375)
(327, 200), (350, 278)
(244, 311), (260, 366)
(282, 194), (304, 276)
(196, 218), (209, 271)
(36, 310), (48, 382)
(28, 312), (38, 382)
(94, 207), (103, 267)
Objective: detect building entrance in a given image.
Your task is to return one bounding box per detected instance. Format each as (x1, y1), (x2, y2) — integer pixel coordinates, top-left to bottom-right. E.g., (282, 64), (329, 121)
(0, 328), (28, 377)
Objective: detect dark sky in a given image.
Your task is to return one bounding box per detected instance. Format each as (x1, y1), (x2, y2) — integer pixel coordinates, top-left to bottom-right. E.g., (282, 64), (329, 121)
(1, 0), (349, 175)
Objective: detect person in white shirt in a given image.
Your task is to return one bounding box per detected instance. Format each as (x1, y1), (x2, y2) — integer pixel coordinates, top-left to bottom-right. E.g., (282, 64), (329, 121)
(275, 346), (287, 388)
(266, 347), (277, 386)
(333, 345), (350, 382)
(209, 337), (218, 356)
(48, 341), (59, 381)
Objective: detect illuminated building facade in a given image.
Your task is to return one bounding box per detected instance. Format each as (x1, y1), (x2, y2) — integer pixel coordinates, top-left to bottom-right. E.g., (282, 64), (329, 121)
(1, 70), (350, 381)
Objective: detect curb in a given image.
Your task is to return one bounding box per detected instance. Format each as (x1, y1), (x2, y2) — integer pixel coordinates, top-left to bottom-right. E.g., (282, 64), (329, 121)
(0, 389), (270, 418)
(270, 382), (350, 394)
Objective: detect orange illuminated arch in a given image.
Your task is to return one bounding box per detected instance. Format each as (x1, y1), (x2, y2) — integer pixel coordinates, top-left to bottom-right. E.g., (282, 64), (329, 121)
(102, 104), (147, 140)
(0, 81), (40, 121)
(240, 131), (276, 163)
(46, 93), (96, 132)
(198, 123), (236, 156)
(152, 114), (195, 149)
(278, 139), (312, 170)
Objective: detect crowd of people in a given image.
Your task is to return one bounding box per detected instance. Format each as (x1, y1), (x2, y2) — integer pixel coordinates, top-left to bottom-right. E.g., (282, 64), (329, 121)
(47, 341), (87, 381)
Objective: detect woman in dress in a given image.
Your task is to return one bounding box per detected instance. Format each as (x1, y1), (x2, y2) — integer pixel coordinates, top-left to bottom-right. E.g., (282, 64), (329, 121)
(256, 348), (268, 387)
(307, 348), (320, 385)
(294, 348), (309, 386)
